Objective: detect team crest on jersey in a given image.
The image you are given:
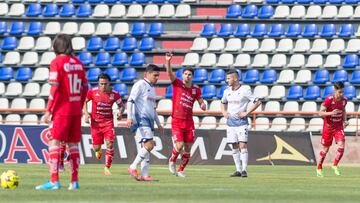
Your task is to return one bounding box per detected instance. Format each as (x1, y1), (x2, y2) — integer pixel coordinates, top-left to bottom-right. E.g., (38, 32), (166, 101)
(192, 89), (196, 95)
(110, 94), (114, 100)
(332, 101), (335, 105)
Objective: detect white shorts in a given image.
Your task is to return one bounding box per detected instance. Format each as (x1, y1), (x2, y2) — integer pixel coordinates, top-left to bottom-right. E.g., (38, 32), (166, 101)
(135, 126), (154, 143)
(226, 125), (248, 144)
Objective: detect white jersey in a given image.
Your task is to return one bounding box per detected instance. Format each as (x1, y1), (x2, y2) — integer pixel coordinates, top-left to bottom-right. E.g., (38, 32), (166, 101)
(127, 79), (157, 131)
(221, 85), (258, 127)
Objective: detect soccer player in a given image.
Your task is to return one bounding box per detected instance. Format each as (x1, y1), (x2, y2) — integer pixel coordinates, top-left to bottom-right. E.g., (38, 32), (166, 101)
(220, 69), (261, 178)
(316, 82), (349, 177)
(36, 34), (88, 190)
(166, 53), (206, 178)
(127, 64), (164, 181)
(83, 73), (125, 176)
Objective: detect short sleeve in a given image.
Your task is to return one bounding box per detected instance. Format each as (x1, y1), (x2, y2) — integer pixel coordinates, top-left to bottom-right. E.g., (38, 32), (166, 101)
(244, 86), (258, 103)
(86, 89), (93, 100)
(128, 81), (142, 103)
(323, 97), (331, 109)
(172, 78), (182, 87)
(115, 92), (123, 106)
(221, 89), (228, 104)
(48, 60), (59, 84)
(195, 87), (202, 100)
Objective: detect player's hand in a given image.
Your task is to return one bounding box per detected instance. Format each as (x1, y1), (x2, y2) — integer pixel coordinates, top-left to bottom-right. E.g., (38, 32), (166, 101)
(158, 126), (164, 136)
(222, 111), (230, 119)
(200, 102), (206, 111)
(165, 52), (173, 61)
(84, 113), (90, 124)
(237, 112), (248, 118)
(117, 112), (122, 120)
(127, 119), (133, 128)
(344, 120), (349, 127)
(43, 111), (51, 124)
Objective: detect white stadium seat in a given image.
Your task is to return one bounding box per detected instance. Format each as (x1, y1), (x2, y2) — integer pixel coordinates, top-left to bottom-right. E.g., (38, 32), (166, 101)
(224, 38), (242, 52)
(287, 54), (305, 68)
(78, 22), (95, 35)
(289, 5), (305, 19)
(234, 54), (251, 67)
(190, 38), (208, 51)
(338, 5), (353, 19)
(277, 70), (294, 83)
(39, 52), (56, 66)
(93, 4), (109, 18)
(310, 39), (328, 53)
(22, 82), (40, 96)
(0, 3), (8, 16)
(3, 52), (20, 65)
(268, 85), (285, 99)
(323, 54), (340, 68)
(242, 38), (259, 52)
(273, 5), (289, 19)
(253, 117), (270, 131)
(164, 116), (172, 129)
(276, 39), (293, 53)
(44, 22), (61, 35)
(0, 98), (9, 109)
(259, 39), (276, 52)
(0, 82), (5, 95)
(35, 37), (52, 51)
(21, 52), (38, 66)
(72, 37), (86, 51)
(199, 53), (216, 67)
(143, 4), (159, 18)
(182, 53), (199, 66)
(287, 118), (306, 132)
(294, 39), (310, 53)
(269, 117), (287, 131)
(283, 101), (299, 112)
(62, 22), (78, 35)
(253, 85), (269, 99)
(8, 3), (24, 16)
(251, 54), (268, 68)
(29, 98), (45, 109)
(305, 5), (321, 19)
(109, 5), (126, 18)
(157, 99), (172, 111)
(354, 6), (360, 19)
(113, 22), (129, 36)
(264, 101), (280, 112)
(175, 4), (191, 18)
(216, 54), (233, 67)
(321, 5), (337, 19)
(301, 101), (317, 112)
(328, 39), (345, 53)
(5, 114), (21, 124)
(23, 114), (38, 125)
(18, 37), (35, 50)
(345, 39), (360, 53)
(346, 101), (355, 113)
(11, 98), (26, 109)
(305, 54), (323, 68)
(193, 116), (200, 128)
(199, 116), (217, 129)
(39, 83), (51, 96)
(294, 70), (311, 83)
(159, 4), (175, 18)
(95, 22), (112, 35)
(209, 100), (221, 111)
(126, 4), (143, 18)
(32, 67), (49, 81)
(207, 38), (225, 52)
(269, 54), (286, 68)
(193, 100), (208, 111)
(344, 118), (360, 132)
(307, 118), (323, 132)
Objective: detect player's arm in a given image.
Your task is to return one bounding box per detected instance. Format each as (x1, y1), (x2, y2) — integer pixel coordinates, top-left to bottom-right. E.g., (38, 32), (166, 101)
(154, 109), (164, 135)
(165, 52), (176, 82)
(238, 87), (261, 118)
(126, 82), (141, 128)
(220, 102), (229, 119)
(197, 98), (207, 111)
(44, 62), (60, 124)
(343, 108), (349, 127)
(81, 68), (89, 106)
(83, 98), (91, 124)
(116, 98), (125, 120)
(243, 99), (262, 117)
(319, 103), (341, 117)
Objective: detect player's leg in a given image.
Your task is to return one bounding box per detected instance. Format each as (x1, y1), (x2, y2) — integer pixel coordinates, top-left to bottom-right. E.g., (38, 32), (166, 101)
(228, 127), (242, 177)
(317, 130), (332, 177)
(140, 140), (156, 181)
(239, 142), (248, 177)
(168, 122), (184, 174)
(177, 141), (192, 177)
(91, 127), (104, 160)
(58, 142), (66, 172)
(332, 130), (345, 175)
(104, 140), (114, 176)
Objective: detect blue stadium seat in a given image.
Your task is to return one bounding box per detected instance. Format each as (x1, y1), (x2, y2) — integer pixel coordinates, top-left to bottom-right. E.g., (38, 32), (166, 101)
(268, 24), (284, 37)
(104, 68), (119, 81)
(302, 24), (318, 37)
(252, 24), (267, 37)
(217, 23), (233, 37)
(281, 0), (296, 3)
(27, 22), (42, 35)
(104, 0), (117, 2)
(343, 54), (359, 68)
(243, 69), (259, 83)
(322, 86), (334, 99)
(345, 0), (359, 3)
(304, 86), (320, 100)
(320, 24), (336, 38)
(139, 37), (155, 51)
(200, 23), (216, 37)
(95, 52), (111, 66)
(131, 22), (146, 36)
(329, 0), (343, 3)
(112, 52), (128, 66)
(72, 0), (87, 2)
(168, 0), (181, 2)
(59, 4), (75, 17)
(2, 36), (18, 50)
(89, 0), (103, 2)
(338, 24), (354, 37)
(234, 23), (250, 37)
(242, 5), (258, 18)
(122, 37), (137, 51)
(332, 70), (348, 82)
(313, 0), (328, 3)
(286, 24), (302, 37)
(297, 0), (312, 3)
(119, 0), (133, 3)
(0, 22), (6, 34)
(152, 0), (166, 2)
(287, 85), (303, 100)
(87, 68), (102, 82)
(344, 85), (356, 99)
(9, 22), (24, 35)
(226, 4), (242, 18)
(78, 52), (92, 66)
(217, 85), (228, 99)
(76, 4), (92, 17)
(148, 23), (164, 37)
(350, 70), (360, 84)
(136, 0), (151, 3)
(104, 37), (121, 51)
(258, 5), (274, 19)
(313, 69), (329, 84)
(260, 69), (277, 84)
(43, 4), (58, 17)
(209, 69), (225, 83)
(235, 69), (242, 81)
(120, 67), (136, 82)
(266, 0), (279, 2)
(26, 4), (42, 17)
(0, 67), (14, 81)
(16, 67), (32, 81)
(113, 83), (127, 96)
(129, 52), (145, 66)
(202, 85), (217, 99)
(192, 69), (208, 83)
(176, 68), (183, 79)
(87, 37), (103, 51)
(0, 53), (2, 64)
(165, 85), (173, 98)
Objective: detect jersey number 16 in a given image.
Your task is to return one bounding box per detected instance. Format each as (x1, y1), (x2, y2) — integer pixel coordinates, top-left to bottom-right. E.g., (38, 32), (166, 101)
(68, 73), (82, 94)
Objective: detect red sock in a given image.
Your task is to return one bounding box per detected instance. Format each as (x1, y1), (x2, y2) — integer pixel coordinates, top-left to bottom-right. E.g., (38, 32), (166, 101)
(169, 148), (180, 163)
(49, 146), (60, 182)
(333, 148), (345, 166)
(317, 151), (327, 170)
(178, 152), (190, 172)
(69, 146), (80, 182)
(59, 144), (66, 166)
(105, 148), (114, 168)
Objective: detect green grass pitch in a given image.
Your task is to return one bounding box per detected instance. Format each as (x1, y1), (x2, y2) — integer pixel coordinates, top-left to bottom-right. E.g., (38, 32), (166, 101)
(1, 164), (360, 203)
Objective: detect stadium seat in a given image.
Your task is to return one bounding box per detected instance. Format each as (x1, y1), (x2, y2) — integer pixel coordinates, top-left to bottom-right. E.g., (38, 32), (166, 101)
(323, 54), (340, 68)
(252, 54), (268, 68)
(224, 38), (241, 52)
(44, 22), (60, 35)
(216, 85), (227, 99)
(243, 69), (259, 83)
(329, 0), (344, 4)
(95, 52), (111, 66)
(62, 22), (78, 35)
(283, 101), (299, 112)
(113, 83), (127, 97)
(264, 101), (280, 112)
(27, 22), (42, 35)
(165, 85), (173, 98)
(304, 86), (320, 100)
(344, 85), (356, 99)
(332, 70), (348, 82)
(328, 39), (344, 53)
(350, 70), (360, 84)
(200, 23), (216, 37)
(191, 37), (208, 51)
(39, 83), (50, 97)
(289, 5), (305, 19)
(76, 4), (92, 17)
(345, 39), (360, 52)
(234, 23), (250, 37)
(273, 5), (289, 19)
(192, 69), (208, 83)
(286, 24), (302, 37)
(95, 22), (112, 36)
(122, 37), (137, 51)
(8, 3), (25, 17)
(217, 23), (233, 37)
(354, 6), (360, 18)
(209, 69), (225, 83)
(199, 116), (217, 130)
(301, 101), (317, 112)
(157, 99), (172, 112)
(294, 70), (312, 83)
(234, 54), (251, 67)
(143, 4), (159, 18)
(93, 4), (109, 18)
(320, 24), (336, 37)
(259, 39), (276, 52)
(199, 53), (216, 67)
(258, 5), (274, 19)
(201, 85), (216, 99)
(26, 3), (41, 17)
(29, 98), (45, 109)
(339, 24), (354, 37)
(208, 38), (225, 52)
(18, 37), (35, 50)
(217, 53), (233, 67)
(22, 82), (40, 96)
(294, 39), (310, 53)
(305, 54), (323, 68)
(23, 114), (39, 124)
(310, 39), (327, 53)
(112, 52), (128, 66)
(71, 37), (85, 51)
(78, 22), (95, 35)
(5, 114), (21, 124)
(322, 86), (335, 99)
(313, 69), (329, 84)
(252, 24), (267, 37)
(242, 5), (258, 18)
(242, 38), (259, 52)
(139, 37), (155, 51)
(175, 4), (191, 18)
(344, 118), (360, 132)
(2, 51), (20, 65)
(281, 0), (296, 3)
(268, 24), (284, 37)
(253, 85), (269, 98)
(0, 98), (9, 109)
(43, 4), (58, 17)
(0, 21), (6, 34)
(226, 4), (242, 18)
(59, 4), (75, 17)
(120, 68), (136, 82)
(159, 4), (175, 18)
(0, 67), (14, 81)
(15, 67), (32, 81)
(87, 37), (103, 51)
(338, 5), (353, 19)
(276, 39), (293, 53)
(253, 117), (269, 131)
(0, 3), (8, 17)
(260, 69), (277, 84)
(129, 52), (145, 66)
(182, 53), (199, 66)
(343, 54), (359, 68)
(78, 52), (92, 65)
(148, 23), (163, 36)
(321, 5), (337, 19)
(131, 22), (146, 36)
(307, 118), (323, 132)
(288, 118), (306, 132)
(104, 37), (120, 51)
(21, 52), (38, 66)
(104, 68), (119, 81)
(32, 67), (49, 81)
(87, 68), (102, 82)
(269, 54), (286, 68)
(302, 24), (318, 37)
(9, 22), (24, 35)
(269, 117), (287, 131)
(5, 82), (22, 96)
(109, 5), (125, 18)
(305, 6), (321, 19)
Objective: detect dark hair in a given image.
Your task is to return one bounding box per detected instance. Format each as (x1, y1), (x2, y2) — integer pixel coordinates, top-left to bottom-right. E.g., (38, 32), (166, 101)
(53, 34), (73, 56)
(145, 64), (160, 73)
(182, 67), (194, 75)
(98, 73), (111, 81)
(226, 69), (239, 76)
(334, 81), (344, 90)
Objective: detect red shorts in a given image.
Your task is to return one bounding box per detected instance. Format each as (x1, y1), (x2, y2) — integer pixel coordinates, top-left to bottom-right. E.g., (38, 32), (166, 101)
(91, 125), (115, 145)
(321, 128), (345, 147)
(50, 115), (82, 143)
(171, 117), (195, 143)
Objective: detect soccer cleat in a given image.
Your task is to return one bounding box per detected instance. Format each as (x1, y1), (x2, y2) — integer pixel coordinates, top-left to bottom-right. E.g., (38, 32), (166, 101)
(241, 171), (248, 178)
(331, 166), (341, 176)
(128, 167), (139, 180)
(176, 171), (186, 178)
(316, 169), (324, 177)
(138, 176), (159, 182)
(104, 167), (112, 176)
(168, 161), (176, 175)
(230, 171), (242, 177)
(95, 150), (102, 160)
(58, 163), (65, 172)
(35, 181), (61, 190)
(68, 181), (80, 190)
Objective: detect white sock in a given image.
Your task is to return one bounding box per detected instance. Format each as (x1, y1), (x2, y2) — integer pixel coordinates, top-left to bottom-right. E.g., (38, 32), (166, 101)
(232, 148), (241, 172)
(141, 152), (150, 177)
(130, 147), (149, 169)
(240, 148), (248, 172)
